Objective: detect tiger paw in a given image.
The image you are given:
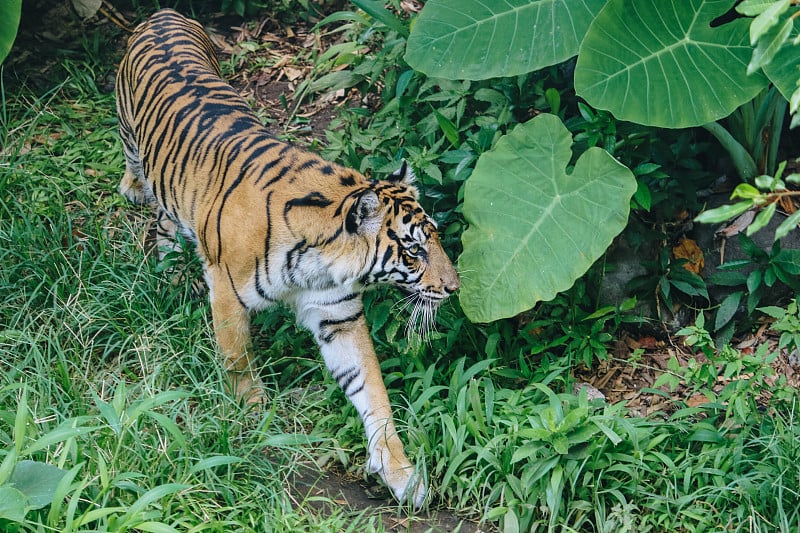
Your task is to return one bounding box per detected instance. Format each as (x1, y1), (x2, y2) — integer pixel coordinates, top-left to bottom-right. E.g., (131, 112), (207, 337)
(119, 170), (150, 205)
(367, 445), (426, 509)
(227, 373), (267, 406)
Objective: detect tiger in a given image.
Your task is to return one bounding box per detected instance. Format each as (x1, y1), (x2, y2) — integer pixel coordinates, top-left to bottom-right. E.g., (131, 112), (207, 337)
(115, 9), (459, 508)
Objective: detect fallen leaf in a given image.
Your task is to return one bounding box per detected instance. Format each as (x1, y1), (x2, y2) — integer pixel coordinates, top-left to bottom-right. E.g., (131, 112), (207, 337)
(686, 393), (710, 407)
(283, 67), (304, 82)
(672, 236), (704, 274)
(779, 195), (796, 214)
(716, 209), (756, 238)
(72, 0), (101, 19)
(206, 30), (233, 54)
(636, 336), (659, 349)
(573, 382), (606, 401)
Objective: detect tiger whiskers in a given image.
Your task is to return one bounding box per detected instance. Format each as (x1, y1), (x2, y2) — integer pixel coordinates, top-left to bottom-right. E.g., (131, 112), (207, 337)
(402, 292), (439, 343)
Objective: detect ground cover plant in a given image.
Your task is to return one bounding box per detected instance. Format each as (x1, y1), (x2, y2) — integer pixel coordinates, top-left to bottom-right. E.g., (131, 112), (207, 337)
(2, 1), (800, 532)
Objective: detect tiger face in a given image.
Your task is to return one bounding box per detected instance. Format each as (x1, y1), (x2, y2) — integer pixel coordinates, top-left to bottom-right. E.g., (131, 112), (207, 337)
(355, 164), (460, 333)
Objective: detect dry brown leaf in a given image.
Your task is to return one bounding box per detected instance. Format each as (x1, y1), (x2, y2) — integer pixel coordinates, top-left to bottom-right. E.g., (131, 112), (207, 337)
(31, 132), (62, 145)
(672, 236), (704, 274)
(716, 209), (756, 238)
(206, 30), (233, 54)
(283, 67), (305, 82)
(686, 393), (711, 407)
(272, 55), (292, 69)
(779, 195), (797, 214)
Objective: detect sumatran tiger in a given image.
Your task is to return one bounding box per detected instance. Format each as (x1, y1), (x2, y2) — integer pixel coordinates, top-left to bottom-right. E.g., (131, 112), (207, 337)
(115, 9), (459, 507)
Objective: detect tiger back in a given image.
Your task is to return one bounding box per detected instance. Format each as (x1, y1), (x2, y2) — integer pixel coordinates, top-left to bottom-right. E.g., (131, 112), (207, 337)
(116, 9), (459, 508)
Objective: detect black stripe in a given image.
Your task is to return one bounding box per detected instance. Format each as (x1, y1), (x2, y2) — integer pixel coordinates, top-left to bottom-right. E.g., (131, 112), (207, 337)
(332, 366), (364, 396)
(263, 190), (273, 278)
(347, 382), (364, 397)
(285, 192), (333, 210)
(225, 265), (248, 309)
(253, 257), (273, 302)
(318, 310), (364, 343)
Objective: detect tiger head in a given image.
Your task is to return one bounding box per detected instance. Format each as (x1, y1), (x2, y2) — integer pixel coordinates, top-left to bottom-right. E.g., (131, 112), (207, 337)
(347, 162), (460, 332)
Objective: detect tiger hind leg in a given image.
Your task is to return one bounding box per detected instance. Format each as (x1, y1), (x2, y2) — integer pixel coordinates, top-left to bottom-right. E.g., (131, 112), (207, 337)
(155, 209), (208, 296)
(118, 142), (152, 205)
(205, 264), (266, 404)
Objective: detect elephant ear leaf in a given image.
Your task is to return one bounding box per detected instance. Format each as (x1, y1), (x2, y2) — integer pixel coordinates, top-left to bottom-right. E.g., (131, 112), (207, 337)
(0, 0), (21, 64)
(459, 114), (636, 323)
(762, 19), (800, 101)
(574, 0), (768, 128)
(404, 0), (606, 80)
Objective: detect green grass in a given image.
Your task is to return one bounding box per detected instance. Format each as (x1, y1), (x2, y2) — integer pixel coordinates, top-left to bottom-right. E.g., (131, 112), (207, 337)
(3, 49), (800, 533)
(0, 67), (393, 532)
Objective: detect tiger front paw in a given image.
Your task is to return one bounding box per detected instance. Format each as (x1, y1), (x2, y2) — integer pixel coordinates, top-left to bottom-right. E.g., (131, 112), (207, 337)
(367, 443), (426, 509)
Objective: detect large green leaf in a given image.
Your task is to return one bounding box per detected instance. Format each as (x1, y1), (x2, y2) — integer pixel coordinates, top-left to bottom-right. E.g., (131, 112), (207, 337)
(404, 0), (606, 80)
(459, 114), (636, 323)
(574, 0), (769, 128)
(0, 486), (27, 522)
(0, 0), (21, 64)
(9, 460), (68, 510)
(762, 19), (800, 101)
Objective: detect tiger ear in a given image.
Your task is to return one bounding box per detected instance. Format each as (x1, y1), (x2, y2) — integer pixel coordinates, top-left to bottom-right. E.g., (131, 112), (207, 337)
(388, 160), (416, 185)
(346, 190), (382, 234)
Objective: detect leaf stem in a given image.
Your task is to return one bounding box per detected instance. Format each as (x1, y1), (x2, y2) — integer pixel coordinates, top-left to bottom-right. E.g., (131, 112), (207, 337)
(702, 122), (759, 182)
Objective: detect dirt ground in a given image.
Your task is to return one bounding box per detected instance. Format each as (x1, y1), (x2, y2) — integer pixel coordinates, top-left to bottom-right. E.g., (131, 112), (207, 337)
(7, 3), (799, 530)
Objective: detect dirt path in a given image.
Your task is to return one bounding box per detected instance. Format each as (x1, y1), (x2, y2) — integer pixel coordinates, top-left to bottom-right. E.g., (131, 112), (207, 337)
(290, 464), (488, 532)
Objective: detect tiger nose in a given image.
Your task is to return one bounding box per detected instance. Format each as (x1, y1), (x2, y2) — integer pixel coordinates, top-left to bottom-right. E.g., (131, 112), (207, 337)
(442, 274), (460, 295)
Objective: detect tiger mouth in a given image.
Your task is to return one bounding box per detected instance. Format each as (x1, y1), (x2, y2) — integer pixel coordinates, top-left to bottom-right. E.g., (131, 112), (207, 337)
(414, 291), (447, 306)
(399, 287), (445, 304)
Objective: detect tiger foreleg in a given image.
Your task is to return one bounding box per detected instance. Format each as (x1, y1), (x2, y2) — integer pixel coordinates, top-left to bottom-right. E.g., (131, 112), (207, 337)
(311, 311), (426, 508)
(206, 265), (265, 404)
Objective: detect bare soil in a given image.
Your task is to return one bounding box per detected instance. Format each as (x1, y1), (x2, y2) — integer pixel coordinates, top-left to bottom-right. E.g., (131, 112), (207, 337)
(290, 463), (488, 532)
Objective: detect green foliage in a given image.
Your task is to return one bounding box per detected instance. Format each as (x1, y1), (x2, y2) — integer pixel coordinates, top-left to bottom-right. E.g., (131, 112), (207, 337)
(404, 0), (604, 80)
(628, 248), (709, 316)
(4, 5), (800, 531)
(696, 160), (800, 238)
(401, 0), (799, 321)
(399, 352), (800, 531)
(575, 0), (766, 128)
(658, 313), (788, 424)
(711, 233), (800, 318)
(459, 114), (636, 322)
(761, 299), (800, 352)
(405, 0), (798, 269)
(0, 390), (72, 525)
(0, 0), (20, 65)
(739, 1), (800, 128)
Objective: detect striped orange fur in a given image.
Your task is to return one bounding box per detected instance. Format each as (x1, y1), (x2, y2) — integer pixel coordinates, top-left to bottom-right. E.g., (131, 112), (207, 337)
(116, 9), (459, 507)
